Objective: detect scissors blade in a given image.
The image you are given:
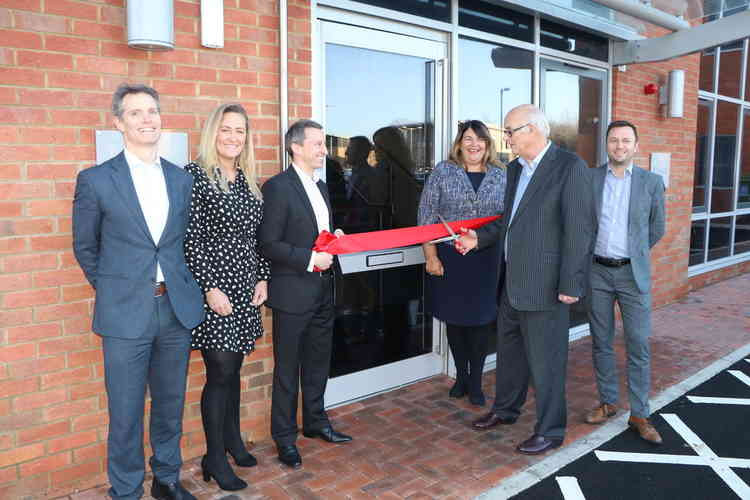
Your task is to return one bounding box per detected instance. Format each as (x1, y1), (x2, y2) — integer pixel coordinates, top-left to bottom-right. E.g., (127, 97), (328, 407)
(437, 214), (457, 238)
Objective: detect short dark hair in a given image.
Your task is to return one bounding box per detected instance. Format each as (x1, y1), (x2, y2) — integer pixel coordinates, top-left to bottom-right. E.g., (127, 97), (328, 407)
(285, 119), (323, 158)
(606, 120), (638, 142)
(111, 83), (160, 118)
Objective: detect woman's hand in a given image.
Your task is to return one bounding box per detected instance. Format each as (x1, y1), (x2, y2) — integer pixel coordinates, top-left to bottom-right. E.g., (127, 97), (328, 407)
(206, 288), (233, 316)
(425, 255), (444, 276)
(251, 280), (268, 307)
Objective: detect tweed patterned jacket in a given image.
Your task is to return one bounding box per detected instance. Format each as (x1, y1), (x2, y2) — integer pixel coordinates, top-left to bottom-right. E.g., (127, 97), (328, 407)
(418, 160), (506, 226)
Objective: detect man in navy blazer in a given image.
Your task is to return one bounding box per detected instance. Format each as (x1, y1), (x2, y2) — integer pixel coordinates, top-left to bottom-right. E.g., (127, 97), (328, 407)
(73, 83), (204, 500)
(583, 121), (666, 444)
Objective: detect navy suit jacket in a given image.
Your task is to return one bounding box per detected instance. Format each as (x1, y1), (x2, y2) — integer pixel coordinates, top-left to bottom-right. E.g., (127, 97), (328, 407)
(73, 151), (205, 338)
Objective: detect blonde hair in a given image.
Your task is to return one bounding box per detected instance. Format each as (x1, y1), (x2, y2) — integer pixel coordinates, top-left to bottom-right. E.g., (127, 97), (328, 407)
(196, 103), (261, 199)
(449, 120), (498, 169)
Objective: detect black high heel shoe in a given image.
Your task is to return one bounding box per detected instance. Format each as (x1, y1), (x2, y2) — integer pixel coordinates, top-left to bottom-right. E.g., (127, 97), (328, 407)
(226, 448), (258, 467)
(201, 455), (247, 491)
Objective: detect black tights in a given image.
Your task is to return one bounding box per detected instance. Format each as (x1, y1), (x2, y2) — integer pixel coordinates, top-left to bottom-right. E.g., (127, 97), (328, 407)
(200, 350), (246, 464)
(446, 322), (493, 396)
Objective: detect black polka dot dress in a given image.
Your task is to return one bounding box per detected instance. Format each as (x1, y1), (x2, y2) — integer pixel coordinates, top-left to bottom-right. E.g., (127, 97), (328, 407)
(184, 162), (270, 354)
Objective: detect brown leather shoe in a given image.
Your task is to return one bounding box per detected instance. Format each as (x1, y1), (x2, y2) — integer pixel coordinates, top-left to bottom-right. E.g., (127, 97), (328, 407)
(628, 416), (662, 444)
(472, 411), (517, 430)
(584, 403), (618, 424)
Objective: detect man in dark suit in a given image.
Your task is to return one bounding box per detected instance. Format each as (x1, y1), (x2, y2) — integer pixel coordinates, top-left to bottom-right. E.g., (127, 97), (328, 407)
(259, 119), (352, 469)
(457, 104), (593, 455)
(583, 121), (665, 444)
(73, 83), (204, 499)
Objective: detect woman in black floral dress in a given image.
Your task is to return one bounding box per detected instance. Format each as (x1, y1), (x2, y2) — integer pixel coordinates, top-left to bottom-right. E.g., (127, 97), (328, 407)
(184, 103), (269, 491)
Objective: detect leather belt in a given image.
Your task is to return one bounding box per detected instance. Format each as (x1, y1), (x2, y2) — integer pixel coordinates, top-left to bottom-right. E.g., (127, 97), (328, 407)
(594, 255), (631, 268)
(154, 282), (167, 297)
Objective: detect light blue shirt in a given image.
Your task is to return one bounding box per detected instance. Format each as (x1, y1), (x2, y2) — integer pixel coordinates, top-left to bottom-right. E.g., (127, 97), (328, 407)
(594, 163), (633, 259)
(505, 142), (551, 259)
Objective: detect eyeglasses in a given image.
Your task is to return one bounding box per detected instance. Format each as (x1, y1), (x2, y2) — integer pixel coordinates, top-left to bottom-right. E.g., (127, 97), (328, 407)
(503, 122), (530, 138)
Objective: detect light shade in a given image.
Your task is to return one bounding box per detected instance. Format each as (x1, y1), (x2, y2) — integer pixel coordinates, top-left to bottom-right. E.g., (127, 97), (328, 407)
(668, 69), (685, 118)
(201, 0), (225, 49)
(127, 0), (174, 51)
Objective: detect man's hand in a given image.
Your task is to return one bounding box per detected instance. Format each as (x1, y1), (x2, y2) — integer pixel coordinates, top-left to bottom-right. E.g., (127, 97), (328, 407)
(207, 288), (233, 316)
(558, 294), (579, 304)
(425, 255), (444, 276)
(455, 228), (478, 255)
(250, 280), (267, 306)
(314, 251), (334, 270)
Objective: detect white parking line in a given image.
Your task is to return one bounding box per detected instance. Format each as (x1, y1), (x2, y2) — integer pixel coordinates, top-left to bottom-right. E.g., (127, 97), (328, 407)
(729, 370), (750, 388)
(555, 477), (586, 500)
(687, 396), (750, 405)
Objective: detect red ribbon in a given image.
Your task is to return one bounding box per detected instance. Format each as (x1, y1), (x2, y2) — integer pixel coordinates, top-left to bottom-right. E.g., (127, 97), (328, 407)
(313, 215), (501, 256)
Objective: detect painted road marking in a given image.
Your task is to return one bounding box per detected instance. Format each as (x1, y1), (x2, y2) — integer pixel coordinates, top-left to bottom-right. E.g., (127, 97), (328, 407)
(687, 396), (750, 405)
(555, 476), (586, 500)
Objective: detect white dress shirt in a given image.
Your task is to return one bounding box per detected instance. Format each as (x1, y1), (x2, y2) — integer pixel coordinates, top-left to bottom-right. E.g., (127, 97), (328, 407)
(124, 148), (169, 282)
(291, 163), (330, 272)
(594, 163), (633, 259)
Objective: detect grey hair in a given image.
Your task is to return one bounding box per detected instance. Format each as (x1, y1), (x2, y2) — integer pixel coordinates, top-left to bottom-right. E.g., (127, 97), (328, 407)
(111, 83), (160, 118)
(285, 119), (323, 157)
(525, 106), (550, 138)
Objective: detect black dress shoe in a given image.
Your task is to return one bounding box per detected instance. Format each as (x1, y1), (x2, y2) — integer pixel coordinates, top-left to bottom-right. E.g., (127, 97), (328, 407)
(150, 478), (196, 500)
(472, 411), (517, 429)
(469, 391), (486, 407)
(516, 434), (563, 455)
(200, 455), (247, 491)
(303, 426), (352, 443)
(449, 379), (468, 398)
(226, 448), (258, 467)
(277, 444), (302, 468)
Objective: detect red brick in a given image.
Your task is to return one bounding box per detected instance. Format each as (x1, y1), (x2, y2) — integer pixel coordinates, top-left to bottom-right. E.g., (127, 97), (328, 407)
(38, 333), (91, 356)
(200, 83), (238, 98)
(70, 380), (103, 400)
(45, 0), (98, 20)
(226, 9), (257, 25)
(198, 51), (237, 69)
(18, 89), (74, 107)
(174, 16), (195, 33)
(0, 145), (50, 161)
(9, 354), (67, 378)
(76, 91), (111, 109)
(0, 443), (44, 468)
(53, 145), (94, 161)
(17, 50), (73, 70)
(0, 377), (37, 398)
(41, 366), (91, 390)
(100, 4), (124, 25)
(45, 34), (98, 54)
(0, 126), (19, 144)
(72, 19), (123, 40)
(174, 65), (216, 82)
(2, 218), (55, 236)
(30, 235), (72, 252)
(19, 452), (72, 477)
(43, 398), (97, 422)
(2, 253), (57, 273)
(0, 202), (23, 217)
(73, 442), (106, 463)
(72, 411), (107, 431)
(76, 55), (128, 75)
(24, 201), (70, 218)
(153, 47), (195, 64)
(13, 11), (68, 32)
(223, 40), (258, 56)
(27, 163), (78, 180)
(48, 71), (102, 91)
(0, 86), (16, 104)
(12, 387), (66, 412)
(100, 41), (150, 60)
(0, 0), (41, 10)
(63, 315), (92, 335)
(0, 67), (44, 87)
(62, 284), (93, 302)
(3, 287), (58, 308)
(20, 127), (77, 145)
(160, 113), (196, 129)
(6, 322), (60, 344)
(0, 29), (43, 49)
(0, 307), (32, 326)
(153, 80), (197, 97)
(48, 429), (97, 453)
(17, 421), (70, 445)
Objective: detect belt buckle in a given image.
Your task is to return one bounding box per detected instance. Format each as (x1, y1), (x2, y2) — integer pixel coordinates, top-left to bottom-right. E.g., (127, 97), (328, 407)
(154, 281), (166, 297)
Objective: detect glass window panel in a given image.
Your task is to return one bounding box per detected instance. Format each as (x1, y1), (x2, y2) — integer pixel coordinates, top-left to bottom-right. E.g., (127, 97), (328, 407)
(699, 46), (716, 92)
(458, 0), (533, 42)
(746, 41), (750, 101)
(739, 108), (750, 208)
(348, 0), (451, 22)
(734, 214), (750, 254)
(690, 220), (707, 265)
(458, 37), (533, 164)
(693, 99), (712, 212)
(540, 18), (609, 62)
(718, 42), (743, 98)
(707, 216), (733, 260)
(711, 101), (740, 212)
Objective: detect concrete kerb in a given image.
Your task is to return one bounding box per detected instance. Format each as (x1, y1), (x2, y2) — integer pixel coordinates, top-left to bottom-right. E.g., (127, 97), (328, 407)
(477, 341), (750, 500)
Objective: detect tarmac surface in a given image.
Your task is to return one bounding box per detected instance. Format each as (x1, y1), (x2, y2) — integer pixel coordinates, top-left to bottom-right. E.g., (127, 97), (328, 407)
(61, 272), (750, 499)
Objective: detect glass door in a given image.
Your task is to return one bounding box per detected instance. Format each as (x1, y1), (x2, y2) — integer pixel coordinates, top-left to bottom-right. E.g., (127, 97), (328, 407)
(319, 21), (447, 407)
(540, 58), (607, 331)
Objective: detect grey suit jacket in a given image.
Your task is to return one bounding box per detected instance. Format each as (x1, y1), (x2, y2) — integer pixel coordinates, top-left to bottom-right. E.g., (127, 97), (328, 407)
(72, 151), (205, 338)
(476, 143), (594, 311)
(258, 166), (335, 314)
(591, 164), (666, 294)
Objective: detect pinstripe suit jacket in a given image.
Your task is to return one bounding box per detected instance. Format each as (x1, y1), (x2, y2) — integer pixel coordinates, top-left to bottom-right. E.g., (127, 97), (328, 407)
(476, 143), (594, 311)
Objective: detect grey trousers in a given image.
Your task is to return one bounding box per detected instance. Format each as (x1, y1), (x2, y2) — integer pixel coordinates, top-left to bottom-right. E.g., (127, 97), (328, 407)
(102, 295), (192, 499)
(588, 262), (652, 418)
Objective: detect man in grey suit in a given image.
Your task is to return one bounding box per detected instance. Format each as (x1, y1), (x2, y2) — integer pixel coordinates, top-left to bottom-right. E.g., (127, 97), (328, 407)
(457, 104), (593, 455)
(73, 83), (204, 499)
(583, 120), (666, 444)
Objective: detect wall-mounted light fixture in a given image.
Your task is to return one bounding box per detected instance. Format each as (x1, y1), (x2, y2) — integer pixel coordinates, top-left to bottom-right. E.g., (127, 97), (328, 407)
(667, 69), (685, 118)
(201, 0), (224, 49)
(127, 0), (174, 51)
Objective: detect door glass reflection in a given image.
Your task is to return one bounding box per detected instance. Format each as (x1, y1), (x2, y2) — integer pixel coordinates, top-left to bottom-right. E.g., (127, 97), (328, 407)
(325, 43), (435, 378)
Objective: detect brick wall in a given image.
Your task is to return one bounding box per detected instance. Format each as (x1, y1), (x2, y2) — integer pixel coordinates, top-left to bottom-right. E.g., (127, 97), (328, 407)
(0, 0), (311, 497)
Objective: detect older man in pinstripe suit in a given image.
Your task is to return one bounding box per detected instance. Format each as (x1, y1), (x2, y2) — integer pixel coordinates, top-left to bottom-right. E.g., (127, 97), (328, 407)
(457, 104), (593, 455)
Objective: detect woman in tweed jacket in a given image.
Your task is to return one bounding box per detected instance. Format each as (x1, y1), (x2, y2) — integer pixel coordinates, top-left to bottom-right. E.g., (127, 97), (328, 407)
(418, 120), (506, 406)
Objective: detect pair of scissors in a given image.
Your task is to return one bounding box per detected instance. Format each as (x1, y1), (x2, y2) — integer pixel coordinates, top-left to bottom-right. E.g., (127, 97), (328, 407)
(429, 214), (459, 244)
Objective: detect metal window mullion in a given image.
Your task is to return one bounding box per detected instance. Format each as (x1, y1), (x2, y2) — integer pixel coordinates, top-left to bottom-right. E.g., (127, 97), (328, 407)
(534, 14), (541, 106)
(732, 104), (745, 212)
(451, 0), (459, 143)
(456, 26), (536, 53)
(740, 39), (749, 102)
(704, 98), (717, 264)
